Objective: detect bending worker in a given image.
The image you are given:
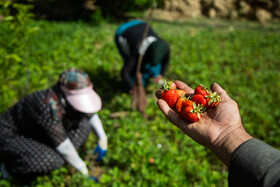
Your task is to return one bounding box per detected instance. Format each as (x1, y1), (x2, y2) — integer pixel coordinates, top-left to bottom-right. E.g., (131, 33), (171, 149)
(115, 19), (170, 93)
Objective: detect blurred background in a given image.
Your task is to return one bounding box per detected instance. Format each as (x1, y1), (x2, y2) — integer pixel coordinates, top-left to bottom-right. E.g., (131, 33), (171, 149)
(0, 0), (279, 186)
(5, 0), (280, 22)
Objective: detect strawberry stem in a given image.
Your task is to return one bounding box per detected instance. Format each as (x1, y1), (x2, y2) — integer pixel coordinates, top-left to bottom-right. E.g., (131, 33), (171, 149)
(191, 103), (206, 119)
(161, 80), (175, 91)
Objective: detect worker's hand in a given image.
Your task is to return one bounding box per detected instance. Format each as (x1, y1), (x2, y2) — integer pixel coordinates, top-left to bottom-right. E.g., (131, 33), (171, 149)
(94, 144), (107, 161)
(89, 176), (100, 183)
(129, 88), (134, 95)
(152, 74), (163, 85)
(94, 137), (107, 161)
(155, 80), (252, 166)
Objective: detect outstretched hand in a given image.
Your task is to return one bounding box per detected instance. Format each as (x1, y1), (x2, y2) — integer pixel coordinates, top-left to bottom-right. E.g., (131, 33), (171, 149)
(155, 80), (252, 166)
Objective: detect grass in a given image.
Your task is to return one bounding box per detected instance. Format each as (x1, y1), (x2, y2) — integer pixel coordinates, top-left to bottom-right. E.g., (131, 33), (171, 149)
(0, 17), (280, 186)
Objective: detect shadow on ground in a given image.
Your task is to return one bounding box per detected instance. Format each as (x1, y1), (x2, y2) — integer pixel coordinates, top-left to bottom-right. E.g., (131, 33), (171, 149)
(84, 66), (126, 108)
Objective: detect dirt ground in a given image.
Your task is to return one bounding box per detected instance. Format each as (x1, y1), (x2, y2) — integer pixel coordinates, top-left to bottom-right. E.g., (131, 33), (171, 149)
(145, 9), (191, 22)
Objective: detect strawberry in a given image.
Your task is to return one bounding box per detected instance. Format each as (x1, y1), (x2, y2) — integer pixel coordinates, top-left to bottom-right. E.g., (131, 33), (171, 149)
(162, 81), (176, 90)
(182, 99), (194, 108)
(181, 106), (200, 122)
(180, 102), (205, 122)
(175, 90), (188, 113)
(194, 84), (209, 97)
(161, 81), (178, 108)
(192, 94), (206, 106)
(175, 94), (189, 113)
(205, 91), (221, 108)
(161, 89), (178, 108)
(177, 89), (186, 97)
(176, 97), (186, 113)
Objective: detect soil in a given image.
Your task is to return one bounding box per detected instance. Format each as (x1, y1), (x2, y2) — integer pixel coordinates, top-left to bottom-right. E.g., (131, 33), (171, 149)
(86, 154), (104, 178)
(145, 9), (190, 22)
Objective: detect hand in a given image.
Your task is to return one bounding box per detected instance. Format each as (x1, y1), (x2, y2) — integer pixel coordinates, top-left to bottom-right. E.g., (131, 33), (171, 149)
(155, 80), (252, 166)
(94, 136), (108, 161)
(94, 144), (107, 161)
(89, 176), (100, 183)
(152, 75), (163, 84)
(129, 88), (134, 95)
(80, 165), (89, 175)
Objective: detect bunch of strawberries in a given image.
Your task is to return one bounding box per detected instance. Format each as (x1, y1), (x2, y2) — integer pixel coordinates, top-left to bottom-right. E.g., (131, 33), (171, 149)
(160, 81), (221, 122)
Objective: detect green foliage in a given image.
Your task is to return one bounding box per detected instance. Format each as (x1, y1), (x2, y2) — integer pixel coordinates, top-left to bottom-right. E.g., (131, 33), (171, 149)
(0, 0), (39, 109)
(31, 168), (97, 187)
(89, 10), (105, 26)
(0, 17), (280, 186)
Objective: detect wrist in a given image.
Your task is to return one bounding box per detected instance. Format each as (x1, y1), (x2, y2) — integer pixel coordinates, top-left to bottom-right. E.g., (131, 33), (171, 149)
(210, 125), (253, 167)
(98, 136), (108, 150)
(79, 164), (89, 175)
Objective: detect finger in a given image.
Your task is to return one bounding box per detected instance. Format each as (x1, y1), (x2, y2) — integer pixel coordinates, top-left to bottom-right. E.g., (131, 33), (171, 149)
(157, 99), (188, 131)
(210, 83), (230, 101)
(174, 80), (194, 94)
(155, 89), (162, 99)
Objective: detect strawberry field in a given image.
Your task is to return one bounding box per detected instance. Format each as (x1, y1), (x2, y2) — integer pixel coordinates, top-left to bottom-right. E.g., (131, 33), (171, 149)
(1, 13), (280, 186)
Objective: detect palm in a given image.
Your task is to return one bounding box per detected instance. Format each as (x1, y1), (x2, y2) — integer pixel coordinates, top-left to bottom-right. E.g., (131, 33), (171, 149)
(156, 81), (242, 149)
(189, 98), (241, 147)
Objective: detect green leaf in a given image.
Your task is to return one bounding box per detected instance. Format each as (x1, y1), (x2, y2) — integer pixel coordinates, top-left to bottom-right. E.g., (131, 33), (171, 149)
(4, 16), (13, 21)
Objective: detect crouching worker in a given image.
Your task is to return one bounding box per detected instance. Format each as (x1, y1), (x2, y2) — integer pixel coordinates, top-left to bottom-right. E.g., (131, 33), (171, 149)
(0, 68), (108, 183)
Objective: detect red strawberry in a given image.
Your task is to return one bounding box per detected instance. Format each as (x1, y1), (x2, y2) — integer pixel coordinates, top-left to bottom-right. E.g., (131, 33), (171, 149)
(180, 102), (205, 122)
(161, 89), (178, 108)
(182, 99), (194, 107)
(194, 84), (209, 97)
(176, 97), (186, 113)
(175, 95), (190, 113)
(181, 106), (200, 122)
(176, 89), (186, 97)
(192, 94), (206, 106)
(161, 81), (178, 108)
(149, 158), (155, 164)
(205, 91), (221, 108)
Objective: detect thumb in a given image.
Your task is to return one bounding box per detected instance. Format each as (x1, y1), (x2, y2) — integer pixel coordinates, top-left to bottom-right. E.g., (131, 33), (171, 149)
(210, 83), (230, 102)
